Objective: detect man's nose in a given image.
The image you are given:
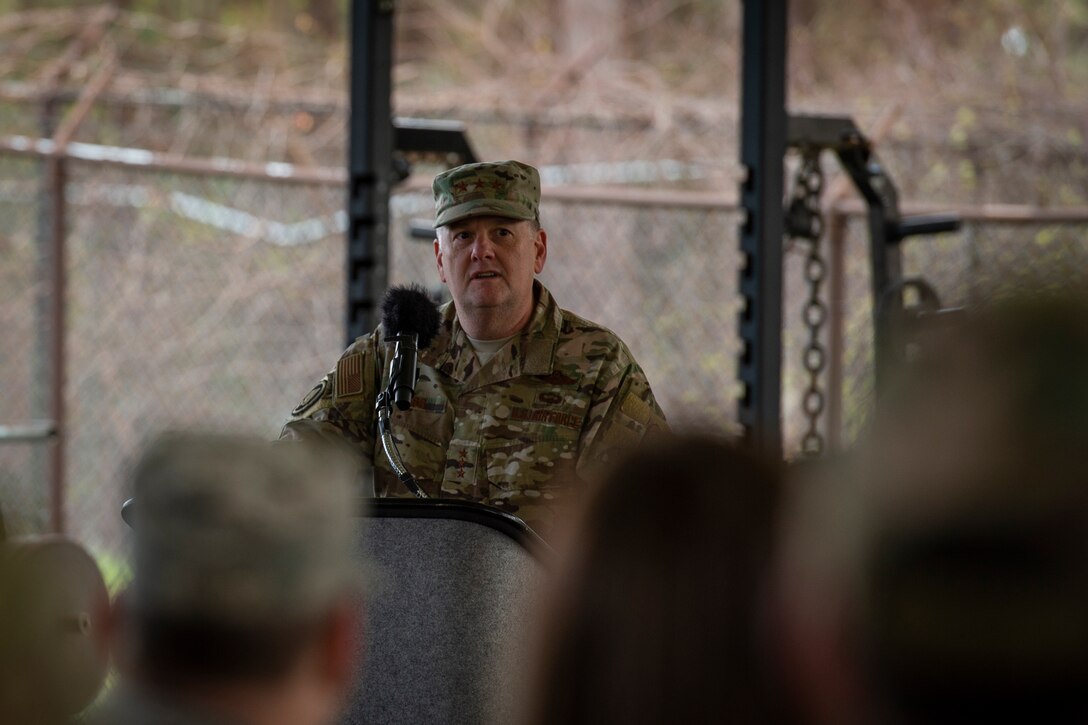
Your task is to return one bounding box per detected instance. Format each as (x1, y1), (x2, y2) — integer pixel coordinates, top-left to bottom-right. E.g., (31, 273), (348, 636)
(470, 235), (495, 259)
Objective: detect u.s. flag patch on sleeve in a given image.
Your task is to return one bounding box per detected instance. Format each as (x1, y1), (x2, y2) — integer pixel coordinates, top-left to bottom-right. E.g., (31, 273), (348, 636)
(336, 353), (364, 398)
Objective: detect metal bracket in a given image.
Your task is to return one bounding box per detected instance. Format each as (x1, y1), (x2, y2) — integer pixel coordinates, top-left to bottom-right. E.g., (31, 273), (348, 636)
(786, 114), (962, 389)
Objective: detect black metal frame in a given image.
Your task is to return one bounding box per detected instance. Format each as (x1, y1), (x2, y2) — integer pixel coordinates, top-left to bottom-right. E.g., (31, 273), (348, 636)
(122, 495), (547, 559)
(786, 114), (961, 386)
(737, 0), (789, 459)
(346, 0), (394, 344)
(346, 0), (477, 344)
(367, 498), (549, 559)
(393, 118), (478, 163)
(348, 1), (957, 455)
(736, 3), (965, 453)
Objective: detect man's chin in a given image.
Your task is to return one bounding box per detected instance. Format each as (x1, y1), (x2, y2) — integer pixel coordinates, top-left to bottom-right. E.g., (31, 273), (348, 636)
(462, 290), (509, 309)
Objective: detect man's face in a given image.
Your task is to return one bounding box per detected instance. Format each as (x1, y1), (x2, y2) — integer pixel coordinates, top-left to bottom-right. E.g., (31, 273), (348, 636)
(434, 215), (547, 336)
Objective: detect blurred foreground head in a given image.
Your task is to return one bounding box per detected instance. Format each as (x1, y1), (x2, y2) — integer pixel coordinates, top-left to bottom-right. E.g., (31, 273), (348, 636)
(129, 431), (361, 626)
(778, 291), (1088, 725)
(525, 434), (789, 725)
(106, 432), (364, 725)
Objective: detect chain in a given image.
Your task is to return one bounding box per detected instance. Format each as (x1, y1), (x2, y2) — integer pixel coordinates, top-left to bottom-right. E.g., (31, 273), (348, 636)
(785, 148), (828, 456)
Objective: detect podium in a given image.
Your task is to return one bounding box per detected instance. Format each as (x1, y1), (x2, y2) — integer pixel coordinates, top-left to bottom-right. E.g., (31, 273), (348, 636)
(343, 499), (547, 725)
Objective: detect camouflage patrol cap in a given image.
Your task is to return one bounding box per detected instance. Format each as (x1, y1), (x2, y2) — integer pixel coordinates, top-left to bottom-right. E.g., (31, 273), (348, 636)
(129, 432), (362, 625)
(433, 159), (540, 227)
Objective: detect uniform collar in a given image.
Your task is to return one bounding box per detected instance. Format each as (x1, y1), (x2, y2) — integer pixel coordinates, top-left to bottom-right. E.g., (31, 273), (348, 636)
(426, 280), (560, 389)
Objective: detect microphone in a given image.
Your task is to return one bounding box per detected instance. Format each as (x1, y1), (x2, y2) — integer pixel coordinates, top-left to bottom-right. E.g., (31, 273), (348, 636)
(380, 285), (441, 411)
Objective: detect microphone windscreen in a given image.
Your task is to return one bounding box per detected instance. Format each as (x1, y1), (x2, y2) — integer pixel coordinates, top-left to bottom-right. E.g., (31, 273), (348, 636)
(380, 284), (441, 347)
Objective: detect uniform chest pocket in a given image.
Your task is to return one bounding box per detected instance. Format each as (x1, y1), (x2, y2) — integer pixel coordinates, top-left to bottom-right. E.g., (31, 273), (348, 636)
(483, 427), (579, 500)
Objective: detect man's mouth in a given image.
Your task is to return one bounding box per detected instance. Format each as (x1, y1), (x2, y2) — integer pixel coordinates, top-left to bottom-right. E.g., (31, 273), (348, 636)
(472, 272), (500, 280)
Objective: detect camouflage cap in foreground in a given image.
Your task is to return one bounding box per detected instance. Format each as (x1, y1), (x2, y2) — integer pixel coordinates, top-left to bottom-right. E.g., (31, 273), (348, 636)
(433, 159), (540, 227)
(129, 432), (362, 625)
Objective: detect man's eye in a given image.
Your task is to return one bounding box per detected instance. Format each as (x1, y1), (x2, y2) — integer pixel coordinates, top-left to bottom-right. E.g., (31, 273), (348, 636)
(495, 228), (512, 237)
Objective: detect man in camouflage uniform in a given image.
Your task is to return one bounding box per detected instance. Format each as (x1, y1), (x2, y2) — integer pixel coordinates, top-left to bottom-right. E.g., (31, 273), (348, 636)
(87, 433), (363, 725)
(282, 160), (666, 536)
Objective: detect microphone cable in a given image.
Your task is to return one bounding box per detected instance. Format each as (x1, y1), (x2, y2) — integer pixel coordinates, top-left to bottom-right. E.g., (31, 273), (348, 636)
(376, 357), (427, 499)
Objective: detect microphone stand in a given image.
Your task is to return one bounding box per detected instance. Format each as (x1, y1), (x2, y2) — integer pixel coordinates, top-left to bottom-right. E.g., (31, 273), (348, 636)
(375, 354), (428, 499)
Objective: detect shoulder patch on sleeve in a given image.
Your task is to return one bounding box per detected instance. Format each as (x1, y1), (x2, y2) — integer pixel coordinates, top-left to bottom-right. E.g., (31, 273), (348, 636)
(620, 393), (654, 427)
(336, 353), (365, 398)
(291, 379), (329, 417)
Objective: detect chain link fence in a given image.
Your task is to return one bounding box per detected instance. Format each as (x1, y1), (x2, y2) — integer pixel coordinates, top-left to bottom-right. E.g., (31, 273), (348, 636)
(0, 153), (51, 537)
(6, 78), (1088, 584)
(1, 156), (351, 579)
(60, 162), (346, 570)
(1, 153), (750, 573)
(7, 142), (1088, 574)
(825, 211), (1088, 446)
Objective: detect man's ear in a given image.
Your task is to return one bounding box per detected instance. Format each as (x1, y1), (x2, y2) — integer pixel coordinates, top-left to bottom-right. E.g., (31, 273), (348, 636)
(534, 228), (548, 274)
(433, 238), (447, 284)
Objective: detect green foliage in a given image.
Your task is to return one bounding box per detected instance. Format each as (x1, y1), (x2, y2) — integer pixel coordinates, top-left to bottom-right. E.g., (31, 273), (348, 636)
(94, 550), (132, 595)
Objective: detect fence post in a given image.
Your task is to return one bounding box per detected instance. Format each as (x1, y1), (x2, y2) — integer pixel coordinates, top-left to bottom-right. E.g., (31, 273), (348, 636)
(32, 98), (60, 533)
(46, 152), (67, 534)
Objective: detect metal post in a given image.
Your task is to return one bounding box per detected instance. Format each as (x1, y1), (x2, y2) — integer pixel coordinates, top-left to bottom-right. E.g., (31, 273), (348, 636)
(346, 0), (395, 344)
(39, 53), (118, 535)
(865, 174), (903, 389)
(34, 99), (58, 533)
(24, 5), (116, 535)
(47, 154), (67, 534)
(737, 0), (787, 459)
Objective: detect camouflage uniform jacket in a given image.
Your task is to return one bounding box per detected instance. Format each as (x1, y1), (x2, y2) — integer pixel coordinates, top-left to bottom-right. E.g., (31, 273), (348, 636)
(282, 281), (667, 534)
